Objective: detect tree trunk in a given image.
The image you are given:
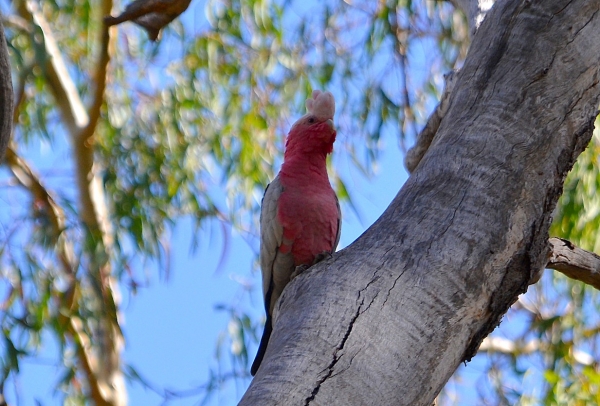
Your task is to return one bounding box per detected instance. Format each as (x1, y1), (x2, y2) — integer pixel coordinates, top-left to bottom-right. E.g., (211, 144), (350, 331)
(0, 16), (13, 159)
(240, 0), (600, 404)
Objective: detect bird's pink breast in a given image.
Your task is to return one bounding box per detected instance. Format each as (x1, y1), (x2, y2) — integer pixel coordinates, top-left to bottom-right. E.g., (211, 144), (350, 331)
(277, 177), (338, 266)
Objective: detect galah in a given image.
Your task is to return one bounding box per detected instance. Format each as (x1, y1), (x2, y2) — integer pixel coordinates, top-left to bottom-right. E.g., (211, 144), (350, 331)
(250, 90), (341, 376)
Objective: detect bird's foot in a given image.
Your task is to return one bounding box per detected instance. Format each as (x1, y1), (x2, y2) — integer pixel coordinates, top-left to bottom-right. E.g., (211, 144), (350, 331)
(290, 264), (309, 280)
(290, 252), (333, 280)
(312, 251), (332, 265)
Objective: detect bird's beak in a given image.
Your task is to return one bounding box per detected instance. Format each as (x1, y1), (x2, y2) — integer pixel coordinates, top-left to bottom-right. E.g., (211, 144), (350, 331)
(326, 119), (335, 133)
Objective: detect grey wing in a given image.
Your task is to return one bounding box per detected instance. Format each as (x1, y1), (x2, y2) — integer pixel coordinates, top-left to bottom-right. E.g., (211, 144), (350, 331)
(260, 175), (295, 315)
(332, 193), (342, 252)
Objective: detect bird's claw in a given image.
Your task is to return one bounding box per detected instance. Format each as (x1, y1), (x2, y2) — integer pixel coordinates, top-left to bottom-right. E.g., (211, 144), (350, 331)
(290, 264), (309, 280)
(290, 251), (333, 280)
(312, 251), (332, 265)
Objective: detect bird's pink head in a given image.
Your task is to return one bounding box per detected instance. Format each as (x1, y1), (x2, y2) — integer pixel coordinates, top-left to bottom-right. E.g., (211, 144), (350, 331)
(284, 90), (337, 157)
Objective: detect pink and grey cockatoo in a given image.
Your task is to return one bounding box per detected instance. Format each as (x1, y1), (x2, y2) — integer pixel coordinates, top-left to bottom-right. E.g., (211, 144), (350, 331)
(250, 90), (341, 376)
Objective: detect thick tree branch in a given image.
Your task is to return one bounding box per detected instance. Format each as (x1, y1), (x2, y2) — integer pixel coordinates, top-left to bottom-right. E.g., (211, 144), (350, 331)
(406, 0), (498, 171)
(547, 237), (600, 290)
(72, 0), (114, 245)
(242, 1), (600, 404)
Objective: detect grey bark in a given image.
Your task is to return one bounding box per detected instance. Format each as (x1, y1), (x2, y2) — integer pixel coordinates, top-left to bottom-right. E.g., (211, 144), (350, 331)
(0, 15), (13, 160)
(406, 0), (497, 173)
(241, 0), (600, 405)
(405, 71), (457, 173)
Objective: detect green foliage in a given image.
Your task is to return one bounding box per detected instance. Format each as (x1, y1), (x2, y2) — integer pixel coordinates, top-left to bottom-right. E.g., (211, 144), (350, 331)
(11, 0), (600, 404)
(552, 128), (600, 252)
(531, 126), (600, 406)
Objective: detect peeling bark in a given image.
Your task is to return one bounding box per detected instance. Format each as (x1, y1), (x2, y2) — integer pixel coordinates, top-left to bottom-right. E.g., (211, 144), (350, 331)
(241, 1), (600, 404)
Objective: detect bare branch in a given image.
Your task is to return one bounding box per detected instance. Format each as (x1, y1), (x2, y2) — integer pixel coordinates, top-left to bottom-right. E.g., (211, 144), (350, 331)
(12, 68), (29, 126)
(547, 237), (600, 291)
(82, 6), (112, 147)
(69, 316), (115, 406)
(104, 0), (191, 41)
(71, 0), (114, 245)
(1, 14), (31, 33)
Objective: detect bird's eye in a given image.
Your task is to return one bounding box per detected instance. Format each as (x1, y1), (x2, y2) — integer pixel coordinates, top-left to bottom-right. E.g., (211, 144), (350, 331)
(308, 117), (316, 124)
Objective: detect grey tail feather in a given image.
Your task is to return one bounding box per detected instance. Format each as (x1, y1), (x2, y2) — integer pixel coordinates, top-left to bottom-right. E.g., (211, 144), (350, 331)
(250, 314), (272, 376)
